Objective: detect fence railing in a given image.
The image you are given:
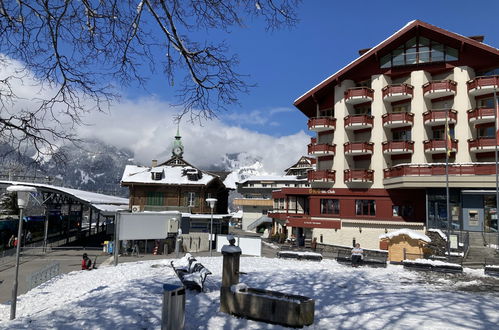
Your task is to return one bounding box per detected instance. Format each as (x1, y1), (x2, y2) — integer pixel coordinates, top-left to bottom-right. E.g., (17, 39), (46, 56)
(26, 262), (60, 291)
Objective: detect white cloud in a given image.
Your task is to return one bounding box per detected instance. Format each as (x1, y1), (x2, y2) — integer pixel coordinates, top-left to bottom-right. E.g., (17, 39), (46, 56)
(78, 97), (309, 174)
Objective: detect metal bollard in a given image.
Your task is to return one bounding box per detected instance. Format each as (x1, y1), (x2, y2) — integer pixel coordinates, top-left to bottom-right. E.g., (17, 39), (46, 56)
(162, 284), (185, 330)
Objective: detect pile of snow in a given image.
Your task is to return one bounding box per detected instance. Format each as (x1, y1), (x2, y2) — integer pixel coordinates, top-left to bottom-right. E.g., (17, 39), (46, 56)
(379, 229), (431, 243)
(230, 283), (248, 293)
(428, 228), (448, 241)
(403, 258), (462, 268)
(1, 257), (498, 329)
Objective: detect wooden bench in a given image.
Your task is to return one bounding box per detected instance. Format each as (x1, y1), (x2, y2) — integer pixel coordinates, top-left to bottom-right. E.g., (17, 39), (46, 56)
(335, 250), (388, 268)
(171, 254), (211, 292)
(277, 250), (323, 261)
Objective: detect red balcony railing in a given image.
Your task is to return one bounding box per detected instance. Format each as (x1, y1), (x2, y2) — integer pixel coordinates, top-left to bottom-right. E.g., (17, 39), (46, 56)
(468, 138), (497, 151)
(423, 139), (458, 152)
(422, 80), (457, 95)
(382, 83), (414, 99)
(308, 170), (336, 182)
(344, 87), (374, 101)
(382, 112), (414, 127)
(308, 117), (336, 131)
(467, 108), (495, 122)
(467, 75), (499, 91)
(344, 169), (374, 183)
(423, 109), (458, 124)
(344, 115), (374, 128)
(344, 142), (374, 154)
(308, 143), (336, 155)
(382, 141), (414, 153)
(384, 163), (497, 179)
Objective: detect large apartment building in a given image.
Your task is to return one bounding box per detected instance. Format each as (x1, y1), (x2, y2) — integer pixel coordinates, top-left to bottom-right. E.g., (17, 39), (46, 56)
(270, 20), (499, 249)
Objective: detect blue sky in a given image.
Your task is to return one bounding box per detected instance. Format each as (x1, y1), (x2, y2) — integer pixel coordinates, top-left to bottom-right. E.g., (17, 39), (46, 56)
(122, 0), (499, 138)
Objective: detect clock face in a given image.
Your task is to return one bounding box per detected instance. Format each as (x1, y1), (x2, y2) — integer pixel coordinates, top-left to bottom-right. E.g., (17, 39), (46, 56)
(174, 147), (182, 155)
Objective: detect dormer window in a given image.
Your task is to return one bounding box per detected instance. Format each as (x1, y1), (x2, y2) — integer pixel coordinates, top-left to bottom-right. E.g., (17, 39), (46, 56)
(151, 168), (163, 181)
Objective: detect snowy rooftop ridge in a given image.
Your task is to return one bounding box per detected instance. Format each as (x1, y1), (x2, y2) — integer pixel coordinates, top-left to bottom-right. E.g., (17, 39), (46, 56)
(379, 229), (431, 243)
(121, 164), (216, 186)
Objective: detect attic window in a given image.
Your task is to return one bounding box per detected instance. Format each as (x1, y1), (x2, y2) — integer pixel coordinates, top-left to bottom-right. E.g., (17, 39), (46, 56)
(182, 167), (202, 181)
(151, 168), (163, 181)
(380, 36), (458, 69)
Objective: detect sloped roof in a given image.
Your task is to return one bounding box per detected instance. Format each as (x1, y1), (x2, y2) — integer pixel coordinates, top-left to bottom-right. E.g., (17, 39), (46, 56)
(121, 165), (217, 186)
(294, 20), (499, 116)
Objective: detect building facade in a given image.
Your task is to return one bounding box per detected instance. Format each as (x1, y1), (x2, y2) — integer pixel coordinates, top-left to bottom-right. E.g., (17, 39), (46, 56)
(270, 20), (499, 249)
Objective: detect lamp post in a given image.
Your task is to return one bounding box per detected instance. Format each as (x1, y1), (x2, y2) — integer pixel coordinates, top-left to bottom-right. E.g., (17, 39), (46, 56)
(206, 198), (217, 256)
(6, 185), (37, 320)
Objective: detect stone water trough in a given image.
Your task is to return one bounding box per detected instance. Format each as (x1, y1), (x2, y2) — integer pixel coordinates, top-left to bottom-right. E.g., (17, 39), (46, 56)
(220, 242), (315, 328)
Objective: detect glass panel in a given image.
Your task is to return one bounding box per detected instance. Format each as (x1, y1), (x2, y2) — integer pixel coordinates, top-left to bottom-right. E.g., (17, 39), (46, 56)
(432, 44), (444, 62)
(419, 46), (430, 63)
(380, 54), (391, 68)
(405, 37), (417, 48)
(445, 47), (458, 61)
(406, 47), (417, 64)
(419, 37), (430, 46)
(393, 49), (405, 66)
(370, 201), (376, 215)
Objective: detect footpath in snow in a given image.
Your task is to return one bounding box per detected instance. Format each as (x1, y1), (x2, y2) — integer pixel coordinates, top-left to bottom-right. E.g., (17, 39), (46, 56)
(0, 256), (498, 329)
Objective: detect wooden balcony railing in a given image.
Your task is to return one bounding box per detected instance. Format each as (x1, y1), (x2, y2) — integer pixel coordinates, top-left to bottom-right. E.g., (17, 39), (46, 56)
(384, 163), (497, 179)
(423, 139), (458, 152)
(344, 87), (374, 101)
(423, 109), (458, 123)
(308, 117), (337, 131)
(467, 108), (495, 122)
(382, 141), (414, 153)
(382, 83), (414, 99)
(308, 143), (336, 155)
(344, 142), (374, 154)
(308, 170), (336, 182)
(344, 169), (374, 183)
(467, 75), (499, 91)
(382, 112), (414, 126)
(344, 114), (374, 128)
(468, 137), (496, 151)
(422, 80), (457, 95)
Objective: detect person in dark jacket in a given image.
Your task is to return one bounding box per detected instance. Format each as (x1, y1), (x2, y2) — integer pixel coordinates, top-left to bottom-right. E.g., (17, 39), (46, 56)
(82, 253), (92, 270)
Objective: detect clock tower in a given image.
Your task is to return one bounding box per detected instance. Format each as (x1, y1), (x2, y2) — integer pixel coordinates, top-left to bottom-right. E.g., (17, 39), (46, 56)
(172, 122), (184, 158)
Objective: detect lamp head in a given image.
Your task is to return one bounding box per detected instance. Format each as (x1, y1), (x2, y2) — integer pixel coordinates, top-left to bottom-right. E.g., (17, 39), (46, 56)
(205, 198), (217, 209)
(6, 186), (37, 209)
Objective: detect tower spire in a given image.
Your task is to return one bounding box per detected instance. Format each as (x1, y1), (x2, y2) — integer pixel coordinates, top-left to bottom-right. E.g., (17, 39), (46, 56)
(172, 120), (184, 158)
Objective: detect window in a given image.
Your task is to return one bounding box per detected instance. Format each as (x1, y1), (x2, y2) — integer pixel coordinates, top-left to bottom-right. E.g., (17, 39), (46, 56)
(320, 109), (333, 117)
(393, 129), (411, 141)
(262, 183), (268, 187)
(147, 192), (164, 206)
(393, 205), (414, 217)
(392, 104), (409, 113)
(478, 97), (496, 108)
(478, 125), (495, 138)
(321, 199), (340, 214)
(355, 200), (376, 216)
(379, 36), (458, 68)
(354, 104), (371, 115)
(433, 126), (454, 140)
(186, 192), (196, 207)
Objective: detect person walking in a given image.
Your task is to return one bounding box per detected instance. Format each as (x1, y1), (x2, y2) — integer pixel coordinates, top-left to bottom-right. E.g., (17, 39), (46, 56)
(351, 243), (363, 267)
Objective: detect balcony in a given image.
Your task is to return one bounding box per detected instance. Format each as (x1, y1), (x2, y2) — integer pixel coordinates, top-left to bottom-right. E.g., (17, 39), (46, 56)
(382, 84), (414, 102)
(423, 139), (458, 154)
(344, 142), (374, 155)
(344, 114), (374, 130)
(308, 143), (336, 156)
(468, 138), (497, 153)
(382, 112), (414, 128)
(344, 87), (374, 105)
(423, 109), (457, 126)
(384, 163), (497, 179)
(467, 108), (495, 125)
(467, 75), (499, 96)
(382, 141), (414, 155)
(308, 117), (336, 132)
(307, 170), (336, 183)
(344, 169), (374, 183)
(422, 80), (457, 99)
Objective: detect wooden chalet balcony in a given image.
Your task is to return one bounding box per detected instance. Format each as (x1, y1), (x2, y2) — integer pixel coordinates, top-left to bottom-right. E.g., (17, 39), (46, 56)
(308, 117), (336, 132)
(344, 142), (374, 155)
(467, 75), (499, 96)
(423, 139), (458, 154)
(344, 169), (374, 183)
(468, 138), (497, 153)
(382, 141), (414, 155)
(384, 163), (497, 179)
(423, 109), (457, 126)
(422, 80), (457, 99)
(308, 142), (336, 156)
(344, 87), (374, 105)
(467, 108), (495, 125)
(307, 170), (336, 183)
(344, 114), (374, 130)
(382, 84), (414, 102)
(382, 112), (414, 128)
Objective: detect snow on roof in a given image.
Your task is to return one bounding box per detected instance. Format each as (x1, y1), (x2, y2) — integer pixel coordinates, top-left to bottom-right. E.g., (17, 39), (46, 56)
(428, 228), (448, 241)
(379, 229), (431, 243)
(0, 180), (128, 205)
(238, 175), (306, 184)
(91, 204), (129, 213)
(121, 165), (215, 186)
(223, 171), (239, 190)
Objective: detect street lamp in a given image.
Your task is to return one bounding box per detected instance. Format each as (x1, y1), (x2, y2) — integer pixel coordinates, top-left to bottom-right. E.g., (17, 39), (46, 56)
(206, 198), (217, 256)
(7, 185), (37, 320)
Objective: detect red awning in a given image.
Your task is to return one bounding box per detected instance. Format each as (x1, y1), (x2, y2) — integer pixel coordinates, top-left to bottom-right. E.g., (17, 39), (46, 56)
(285, 217), (341, 229)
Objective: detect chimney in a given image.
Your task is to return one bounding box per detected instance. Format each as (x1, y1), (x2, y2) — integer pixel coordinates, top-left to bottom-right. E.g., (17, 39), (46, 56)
(152, 159), (158, 167)
(468, 35), (484, 43)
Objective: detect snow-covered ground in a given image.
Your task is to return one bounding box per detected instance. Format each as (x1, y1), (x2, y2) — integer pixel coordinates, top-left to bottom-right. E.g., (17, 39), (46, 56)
(1, 257), (498, 329)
